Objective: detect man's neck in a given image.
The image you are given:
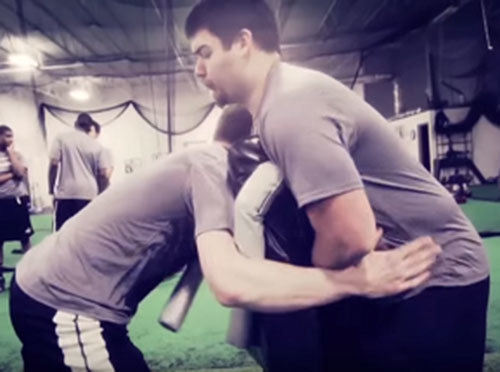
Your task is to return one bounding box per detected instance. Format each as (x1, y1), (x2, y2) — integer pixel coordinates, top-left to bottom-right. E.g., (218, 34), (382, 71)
(245, 52), (280, 118)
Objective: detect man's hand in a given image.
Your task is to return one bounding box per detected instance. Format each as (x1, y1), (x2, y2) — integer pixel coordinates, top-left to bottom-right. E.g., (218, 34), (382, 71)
(0, 171), (14, 185)
(6, 145), (26, 178)
(355, 237), (441, 298)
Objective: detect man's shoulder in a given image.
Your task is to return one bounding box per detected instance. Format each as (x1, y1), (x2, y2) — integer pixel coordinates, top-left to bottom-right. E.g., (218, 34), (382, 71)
(278, 63), (340, 93)
(56, 130), (77, 140)
(184, 144), (228, 181)
(178, 143), (226, 164)
(264, 63), (340, 115)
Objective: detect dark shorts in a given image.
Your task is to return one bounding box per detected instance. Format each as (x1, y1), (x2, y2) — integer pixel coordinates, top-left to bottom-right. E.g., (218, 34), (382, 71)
(55, 199), (90, 230)
(318, 278), (490, 372)
(0, 197), (34, 242)
(9, 276), (150, 372)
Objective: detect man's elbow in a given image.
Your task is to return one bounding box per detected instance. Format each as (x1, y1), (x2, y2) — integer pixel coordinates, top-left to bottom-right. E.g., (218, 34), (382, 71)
(208, 269), (251, 308)
(211, 283), (245, 307)
(214, 289), (241, 308)
(312, 235), (373, 269)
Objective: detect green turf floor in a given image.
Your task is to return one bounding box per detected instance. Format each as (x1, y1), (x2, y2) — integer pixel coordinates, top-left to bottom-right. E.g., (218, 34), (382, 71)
(1, 200), (500, 371)
(462, 200), (500, 235)
(470, 184), (500, 202)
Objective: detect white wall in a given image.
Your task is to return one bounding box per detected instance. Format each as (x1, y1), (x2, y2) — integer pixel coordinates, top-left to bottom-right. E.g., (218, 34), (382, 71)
(0, 78), (219, 210)
(390, 108), (500, 181)
(389, 111), (436, 174)
(472, 117), (500, 179)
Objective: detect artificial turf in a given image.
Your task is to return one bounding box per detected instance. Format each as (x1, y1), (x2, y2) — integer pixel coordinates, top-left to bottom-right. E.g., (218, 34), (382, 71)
(1, 200), (499, 371)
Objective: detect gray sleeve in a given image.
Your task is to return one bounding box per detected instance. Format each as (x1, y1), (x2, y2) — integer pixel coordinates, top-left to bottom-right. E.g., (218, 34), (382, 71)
(188, 163), (234, 237)
(99, 147), (113, 169)
(260, 107), (363, 208)
(49, 137), (61, 162)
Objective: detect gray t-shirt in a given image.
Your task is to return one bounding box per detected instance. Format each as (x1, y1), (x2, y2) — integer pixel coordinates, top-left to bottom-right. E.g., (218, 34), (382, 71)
(101, 147), (114, 169)
(0, 150), (26, 198)
(50, 130), (111, 200)
(256, 62), (489, 290)
(16, 144), (233, 324)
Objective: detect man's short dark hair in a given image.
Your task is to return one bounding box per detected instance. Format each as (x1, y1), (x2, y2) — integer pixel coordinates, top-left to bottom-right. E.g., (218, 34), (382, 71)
(0, 125), (12, 135)
(91, 121), (101, 135)
(213, 104), (253, 144)
(185, 0), (280, 53)
(75, 113), (94, 133)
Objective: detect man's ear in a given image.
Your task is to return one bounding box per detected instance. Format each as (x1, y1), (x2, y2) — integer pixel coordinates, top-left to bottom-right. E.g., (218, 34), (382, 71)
(232, 28), (253, 56)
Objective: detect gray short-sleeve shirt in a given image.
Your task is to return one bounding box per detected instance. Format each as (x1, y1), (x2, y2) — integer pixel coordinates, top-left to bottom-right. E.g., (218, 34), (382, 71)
(0, 150), (26, 198)
(50, 130), (109, 200)
(256, 62), (489, 291)
(16, 144), (233, 324)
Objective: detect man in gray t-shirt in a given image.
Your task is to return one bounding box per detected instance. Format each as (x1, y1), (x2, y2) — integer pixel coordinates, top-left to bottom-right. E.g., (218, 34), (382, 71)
(10, 105), (438, 372)
(186, 1), (489, 370)
(48, 113), (112, 230)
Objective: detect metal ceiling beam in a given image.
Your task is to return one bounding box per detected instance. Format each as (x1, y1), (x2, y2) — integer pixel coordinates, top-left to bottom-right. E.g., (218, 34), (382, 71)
(74, 0), (128, 55)
(0, 1), (81, 60)
(164, 0), (175, 152)
(361, 0), (390, 33)
(15, 0), (42, 126)
(30, 0), (102, 57)
(150, 0), (163, 20)
(101, 0), (140, 51)
(145, 0), (198, 88)
(0, 18), (23, 53)
(284, 0), (478, 63)
(316, 0), (339, 35)
(369, 0), (477, 52)
(277, 0), (296, 34)
(44, 67), (194, 79)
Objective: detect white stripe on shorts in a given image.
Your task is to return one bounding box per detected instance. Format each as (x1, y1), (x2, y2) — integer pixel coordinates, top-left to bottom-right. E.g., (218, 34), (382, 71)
(53, 310), (115, 371)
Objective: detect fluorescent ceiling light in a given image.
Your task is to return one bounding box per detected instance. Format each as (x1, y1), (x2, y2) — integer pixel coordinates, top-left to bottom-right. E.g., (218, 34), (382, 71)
(8, 53), (39, 68)
(69, 88), (90, 101)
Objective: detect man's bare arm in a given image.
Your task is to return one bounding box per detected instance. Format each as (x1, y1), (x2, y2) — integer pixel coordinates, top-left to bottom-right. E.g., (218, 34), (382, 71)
(97, 169), (110, 193)
(307, 189), (378, 269)
(48, 160), (58, 195)
(6, 147), (26, 178)
(0, 171), (14, 184)
(196, 230), (440, 312)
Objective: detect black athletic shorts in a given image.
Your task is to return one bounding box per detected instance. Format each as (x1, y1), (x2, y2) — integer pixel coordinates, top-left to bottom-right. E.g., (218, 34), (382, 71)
(0, 197), (34, 241)
(55, 199), (90, 231)
(9, 276), (150, 372)
(318, 277), (490, 372)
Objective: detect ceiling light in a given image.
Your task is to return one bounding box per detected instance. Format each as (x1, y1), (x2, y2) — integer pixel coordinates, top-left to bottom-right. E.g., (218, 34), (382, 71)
(69, 88), (90, 101)
(8, 53), (39, 68)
